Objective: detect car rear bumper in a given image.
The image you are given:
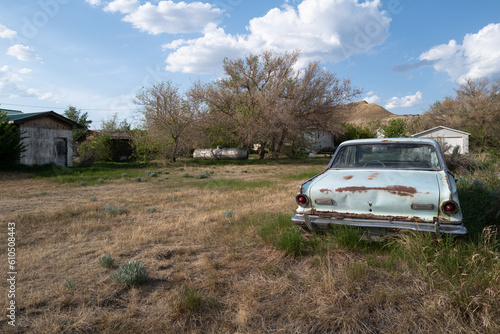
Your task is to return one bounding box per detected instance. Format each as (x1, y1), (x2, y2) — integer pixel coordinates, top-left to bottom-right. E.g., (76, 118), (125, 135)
(291, 214), (467, 235)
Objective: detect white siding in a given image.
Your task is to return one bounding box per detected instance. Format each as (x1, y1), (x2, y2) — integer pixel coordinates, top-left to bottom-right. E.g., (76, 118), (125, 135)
(412, 127), (469, 154)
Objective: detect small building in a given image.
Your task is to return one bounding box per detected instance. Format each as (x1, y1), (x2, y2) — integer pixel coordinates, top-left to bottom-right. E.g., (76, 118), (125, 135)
(411, 126), (470, 154)
(77, 130), (136, 161)
(2, 109), (83, 166)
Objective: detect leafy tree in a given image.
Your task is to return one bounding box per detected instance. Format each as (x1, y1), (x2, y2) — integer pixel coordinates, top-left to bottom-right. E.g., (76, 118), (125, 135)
(101, 113), (132, 132)
(134, 81), (196, 163)
(63, 105), (92, 142)
(381, 118), (407, 138)
(189, 50), (361, 159)
(76, 133), (112, 166)
(338, 123), (375, 142)
(0, 110), (26, 168)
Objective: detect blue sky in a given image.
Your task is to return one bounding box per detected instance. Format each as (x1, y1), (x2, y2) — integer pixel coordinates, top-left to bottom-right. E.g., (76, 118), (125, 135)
(1, 0), (499, 129)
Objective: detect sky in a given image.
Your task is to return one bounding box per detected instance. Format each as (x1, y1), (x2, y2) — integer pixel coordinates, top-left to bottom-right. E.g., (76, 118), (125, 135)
(0, 0), (500, 129)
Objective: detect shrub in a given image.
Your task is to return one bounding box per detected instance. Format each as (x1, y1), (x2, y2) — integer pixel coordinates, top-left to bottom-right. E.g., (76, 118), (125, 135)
(90, 196), (97, 202)
(99, 254), (115, 268)
(222, 209), (234, 218)
(63, 277), (75, 289)
(110, 260), (148, 287)
(182, 172), (190, 177)
(146, 206), (157, 213)
(104, 203), (117, 215)
(121, 173), (128, 178)
(0, 110), (26, 168)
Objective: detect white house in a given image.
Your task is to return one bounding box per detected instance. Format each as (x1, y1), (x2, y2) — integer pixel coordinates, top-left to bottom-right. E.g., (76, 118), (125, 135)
(411, 126), (470, 154)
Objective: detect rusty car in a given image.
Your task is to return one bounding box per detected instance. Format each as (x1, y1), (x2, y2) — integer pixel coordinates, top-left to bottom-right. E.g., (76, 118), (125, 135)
(292, 138), (467, 237)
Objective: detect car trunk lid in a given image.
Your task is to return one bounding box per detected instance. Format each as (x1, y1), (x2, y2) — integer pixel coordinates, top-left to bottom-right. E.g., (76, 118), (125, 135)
(308, 169), (440, 223)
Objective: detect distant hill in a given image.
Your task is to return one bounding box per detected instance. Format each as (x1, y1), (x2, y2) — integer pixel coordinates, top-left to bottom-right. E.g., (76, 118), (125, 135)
(333, 100), (419, 127)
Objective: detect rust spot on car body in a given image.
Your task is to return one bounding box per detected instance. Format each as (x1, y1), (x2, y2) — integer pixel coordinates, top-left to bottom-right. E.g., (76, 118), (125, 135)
(368, 173), (379, 180)
(320, 188), (333, 194)
(335, 185), (417, 197)
(343, 175), (354, 180)
(314, 210), (436, 223)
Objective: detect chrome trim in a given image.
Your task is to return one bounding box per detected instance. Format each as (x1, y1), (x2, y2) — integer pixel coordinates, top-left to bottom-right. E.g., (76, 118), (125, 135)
(314, 198), (336, 205)
(411, 203), (435, 210)
(291, 214), (467, 235)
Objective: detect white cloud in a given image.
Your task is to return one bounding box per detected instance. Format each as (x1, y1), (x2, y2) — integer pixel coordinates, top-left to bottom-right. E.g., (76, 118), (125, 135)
(85, 0), (102, 7)
(385, 91), (422, 109)
(164, 0), (391, 74)
(420, 23), (500, 83)
(0, 23), (17, 38)
(7, 44), (42, 62)
(364, 94), (382, 104)
(0, 65), (58, 101)
(104, 0), (221, 34)
(164, 23), (248, 73)
(104, 0), (139, 14)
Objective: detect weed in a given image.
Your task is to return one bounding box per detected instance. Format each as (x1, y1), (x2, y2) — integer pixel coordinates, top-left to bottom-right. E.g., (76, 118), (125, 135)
(105, 204), (126, 215)
(99, 254), (115, 268)
(176, 167), (185, 171)
(146, 206), (157, 213)
(90, 196), (97, 202)
(172, 286), (216, 315)
(345, 261), (369, 281)
(158, 176), (169, 181)
(110, 260), (148, 288)
(104, 203), (117, 215)
(97, 178), (104, 184)
(222, 209), (234, 218)
(79, 181), (86, 186)
(121, 173), (128, 178)
(163, 171), (170, 174)
(63, 277), (75, 289)
(134, 177), (147, 182)
(182, 172), (190, 178)
(125, 220), (133, 225)
(241, 169), (248, 173)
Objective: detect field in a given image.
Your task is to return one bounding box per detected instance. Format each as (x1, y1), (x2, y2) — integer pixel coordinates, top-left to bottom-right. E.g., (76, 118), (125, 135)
(0, 158), (499, 333)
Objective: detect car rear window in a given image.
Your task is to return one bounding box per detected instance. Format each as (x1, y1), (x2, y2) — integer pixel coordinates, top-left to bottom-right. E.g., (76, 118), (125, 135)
(330, 143), (441, 170)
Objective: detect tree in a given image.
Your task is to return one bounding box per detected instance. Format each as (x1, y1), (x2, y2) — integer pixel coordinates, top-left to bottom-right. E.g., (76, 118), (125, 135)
(0, 110), (26, 168)
(134, 81), (196, 163)
(381, 118), (407, 138)
(63, 105), (92, 142)
(189, 50), (361, 159)
(338, 123), (375, 142)
(420, 79), (500, 153)
(101, 113), (132, 132)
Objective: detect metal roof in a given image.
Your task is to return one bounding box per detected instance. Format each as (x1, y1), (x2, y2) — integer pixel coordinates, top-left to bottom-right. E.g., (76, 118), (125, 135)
(412, 126), (470, 137)
(1, 109), (83, 129)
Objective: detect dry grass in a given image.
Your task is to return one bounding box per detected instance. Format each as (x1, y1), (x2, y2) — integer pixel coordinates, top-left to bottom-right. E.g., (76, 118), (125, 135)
(0, 162), (498, 333)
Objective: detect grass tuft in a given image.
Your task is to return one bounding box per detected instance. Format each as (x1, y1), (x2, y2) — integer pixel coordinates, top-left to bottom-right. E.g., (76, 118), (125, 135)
(110, 260), (148, 288)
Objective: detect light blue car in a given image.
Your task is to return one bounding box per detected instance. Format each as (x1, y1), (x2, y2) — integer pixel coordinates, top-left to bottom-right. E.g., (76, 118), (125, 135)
(292, 138), (466, 237)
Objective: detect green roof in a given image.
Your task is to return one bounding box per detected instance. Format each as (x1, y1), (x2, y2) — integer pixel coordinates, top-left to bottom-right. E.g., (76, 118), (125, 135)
(0, 109), (83, 128)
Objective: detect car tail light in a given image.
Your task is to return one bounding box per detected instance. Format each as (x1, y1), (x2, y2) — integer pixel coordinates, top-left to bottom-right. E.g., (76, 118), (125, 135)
(296, 194), (310, 207)
(441, 201), (459, 215)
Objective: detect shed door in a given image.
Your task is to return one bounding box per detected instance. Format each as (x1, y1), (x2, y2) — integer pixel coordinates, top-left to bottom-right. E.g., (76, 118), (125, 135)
(445, 137), (463, 153)
(54, 138), (68, 166)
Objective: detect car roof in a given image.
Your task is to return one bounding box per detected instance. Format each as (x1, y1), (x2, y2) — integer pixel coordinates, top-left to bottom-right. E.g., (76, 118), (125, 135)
(339, 138), (439, 146)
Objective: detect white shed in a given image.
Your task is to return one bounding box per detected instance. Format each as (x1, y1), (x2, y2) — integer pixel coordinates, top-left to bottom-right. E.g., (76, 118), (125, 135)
(411, 126), (470, 154)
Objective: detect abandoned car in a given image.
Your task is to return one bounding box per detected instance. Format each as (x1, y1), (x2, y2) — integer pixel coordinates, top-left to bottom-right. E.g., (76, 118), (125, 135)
(292, 138), (467, 236)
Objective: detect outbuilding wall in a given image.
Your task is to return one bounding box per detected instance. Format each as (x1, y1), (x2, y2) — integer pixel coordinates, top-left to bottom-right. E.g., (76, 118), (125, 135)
(412, 127), (470, 154)
(19, 116), (74, 166)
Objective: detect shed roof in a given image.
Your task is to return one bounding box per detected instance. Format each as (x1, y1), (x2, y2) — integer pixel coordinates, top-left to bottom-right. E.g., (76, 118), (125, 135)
(411, 126), (470, 138)
(1, 109), (83, 129)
